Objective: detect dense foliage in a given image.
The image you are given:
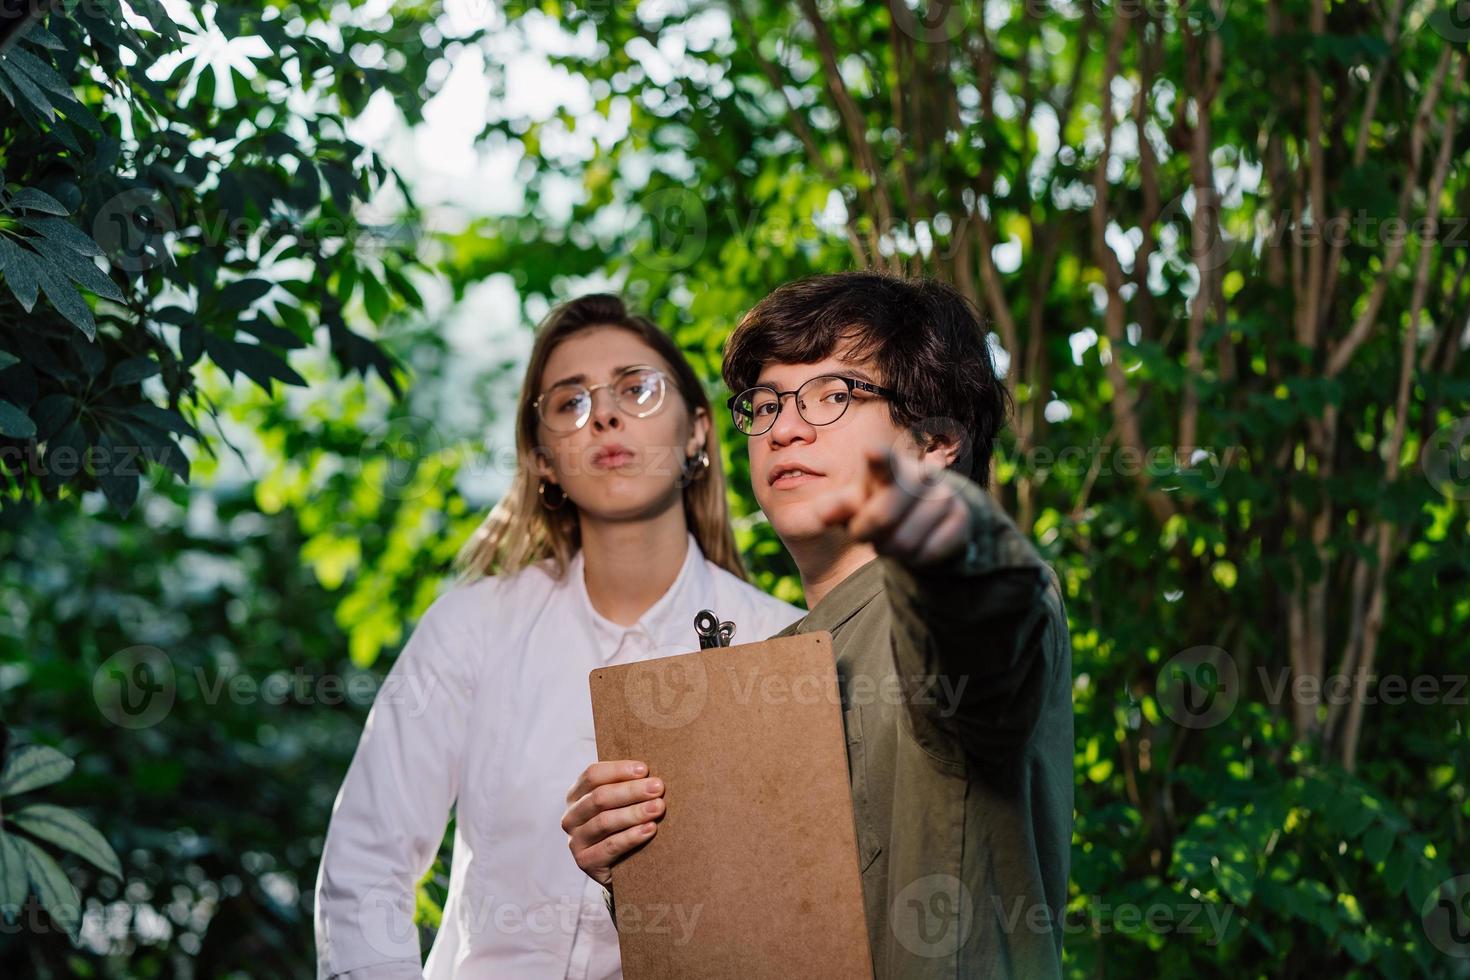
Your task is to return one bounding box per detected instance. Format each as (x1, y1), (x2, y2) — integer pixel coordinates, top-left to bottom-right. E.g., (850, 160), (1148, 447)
(1, 0), (1467, 976)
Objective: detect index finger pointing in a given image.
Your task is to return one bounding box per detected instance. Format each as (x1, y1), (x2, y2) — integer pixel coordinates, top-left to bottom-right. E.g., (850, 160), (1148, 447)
(864, 446), (897, 488)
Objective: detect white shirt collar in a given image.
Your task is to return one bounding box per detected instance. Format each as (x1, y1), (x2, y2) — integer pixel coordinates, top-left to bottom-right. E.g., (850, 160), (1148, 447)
(568, 530), (709, 661)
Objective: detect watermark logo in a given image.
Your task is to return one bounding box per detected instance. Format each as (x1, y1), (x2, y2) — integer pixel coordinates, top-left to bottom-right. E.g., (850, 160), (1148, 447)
(996, 894), (1235, 943)
(891, 0), (969, 42)
(1158, 189), (1237, 274)
(1157, 645), (1239, 729)
(93, 645), (176, 730)
(354, 877), (422, 961)
(92, 189), (177, 274)
(891, 873), (975, 958)
(352, 881), (702, 960)
(888, 418), (976, 504)
(355, 415), (449, 502)
(1422, 416), (1470, 500)
(92, 648), (439, 728)
(633, 188), (707, 272)
(1428, 1), (1470, 42)
(623, 655), (709, 729)
(1422, 874), (1470, 958)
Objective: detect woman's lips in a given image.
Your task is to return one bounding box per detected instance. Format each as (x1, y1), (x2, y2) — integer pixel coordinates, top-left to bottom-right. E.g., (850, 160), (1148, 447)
(592, 449), (635, 469)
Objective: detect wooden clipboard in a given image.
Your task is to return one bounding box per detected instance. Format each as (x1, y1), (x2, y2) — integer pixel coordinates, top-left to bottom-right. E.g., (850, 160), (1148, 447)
(589, 630), (875, 980)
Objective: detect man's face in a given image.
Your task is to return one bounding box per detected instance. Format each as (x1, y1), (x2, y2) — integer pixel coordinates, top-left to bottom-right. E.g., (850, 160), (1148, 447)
(745, 342), (921, 543)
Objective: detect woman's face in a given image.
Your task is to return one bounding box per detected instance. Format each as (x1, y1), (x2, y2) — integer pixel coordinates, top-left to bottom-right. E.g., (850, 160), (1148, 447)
(532, 326), (709, 522)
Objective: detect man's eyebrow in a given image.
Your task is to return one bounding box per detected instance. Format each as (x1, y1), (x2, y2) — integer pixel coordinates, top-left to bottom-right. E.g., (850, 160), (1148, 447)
(546, 364), (648, 389)
(755, 365), (878, 389)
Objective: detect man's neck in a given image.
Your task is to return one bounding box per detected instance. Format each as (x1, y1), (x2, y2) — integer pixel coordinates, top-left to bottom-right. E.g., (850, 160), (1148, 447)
(788, 532), (879, 610)
(579, 506), (690, 627)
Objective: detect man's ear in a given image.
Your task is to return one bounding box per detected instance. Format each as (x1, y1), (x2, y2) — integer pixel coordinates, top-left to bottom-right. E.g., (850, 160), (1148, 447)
(686, 406), (711, 457)
(917, 425), (964, 470)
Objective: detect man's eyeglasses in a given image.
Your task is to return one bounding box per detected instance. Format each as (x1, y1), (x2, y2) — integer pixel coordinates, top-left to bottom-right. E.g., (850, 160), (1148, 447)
(535, 365), (668, 432)
(727, 375), (900, 437)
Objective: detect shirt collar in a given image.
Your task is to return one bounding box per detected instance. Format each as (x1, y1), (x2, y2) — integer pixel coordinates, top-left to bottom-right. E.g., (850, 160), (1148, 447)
(781, 555), (885, 637)
(569, 531), (709, 660)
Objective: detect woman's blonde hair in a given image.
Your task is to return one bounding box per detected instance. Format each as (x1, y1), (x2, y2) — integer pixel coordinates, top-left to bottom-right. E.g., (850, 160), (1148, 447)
(454, 294), (747, 583)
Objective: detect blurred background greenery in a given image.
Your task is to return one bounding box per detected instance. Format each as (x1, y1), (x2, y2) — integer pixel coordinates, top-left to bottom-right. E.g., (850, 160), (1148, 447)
(1, 0), (1467, 976)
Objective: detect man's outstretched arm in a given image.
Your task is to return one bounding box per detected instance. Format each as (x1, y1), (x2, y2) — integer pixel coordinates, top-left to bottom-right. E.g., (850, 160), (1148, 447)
(815, 447), (1069, 764)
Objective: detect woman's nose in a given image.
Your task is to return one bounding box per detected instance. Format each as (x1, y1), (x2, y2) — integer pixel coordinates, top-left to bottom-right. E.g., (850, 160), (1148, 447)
(590, 388), (622, 429)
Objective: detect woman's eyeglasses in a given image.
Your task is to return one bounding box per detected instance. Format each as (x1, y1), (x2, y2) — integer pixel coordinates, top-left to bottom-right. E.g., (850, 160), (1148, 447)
(535, 365), (668, 432)
(727, 375), (899, 437)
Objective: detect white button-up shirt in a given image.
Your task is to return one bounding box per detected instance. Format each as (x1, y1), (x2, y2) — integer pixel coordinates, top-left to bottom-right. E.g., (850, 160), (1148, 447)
(314, 532), (803, 979)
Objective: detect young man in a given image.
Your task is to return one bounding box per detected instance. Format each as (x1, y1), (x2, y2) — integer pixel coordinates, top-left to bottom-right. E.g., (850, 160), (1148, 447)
(562, 273), (1074, 978)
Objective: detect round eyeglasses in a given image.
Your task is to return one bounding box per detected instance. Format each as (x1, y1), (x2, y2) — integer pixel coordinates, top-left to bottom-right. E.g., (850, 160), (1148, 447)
(535, 365), (668, 433)
(727, 375), (900, 437)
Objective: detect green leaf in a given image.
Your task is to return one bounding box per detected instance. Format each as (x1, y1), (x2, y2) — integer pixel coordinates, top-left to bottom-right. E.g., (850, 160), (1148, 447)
(1383, 843), (1412, 897)
(383, 262), (423, 308)
(128, 403), (202, 441)
(1362, 822), (1393, 864)
(1247, 921), (1277, 954)
(362, 270), (388, 322)
(151, 305), (192, 326)
(276, 302), (311, 336)
(1339, 930), (1370, 964)
(42, 419), (86, 493)
(0, 834), (26, 924)
(0, 744), (74, 796)
(15, 837), (80, 939)
(234, 342), (307, 391)
(8, 804), (122, 879)
(111, 417), (189, 482)
(131, 0), (181, 44)
(179, 323), (204, 367)
(6, 187), (68, 216)
(1324, 789), (1376, 839)
(29, 393), (73, 439)
(336, 261), (359, 304)
(0, 400), (35, 439)
(216, 277), (272, 312)
(20, 216), (104, 256)
(0, 59), (56, 121)
(34, 263), (97, 340)
(1, 46), (75, 100)
(60, 96), (102, 135)
(108, 355), (160, 387)
(29, 233), (124, 301)
(0, 236), (41, 311)
(240, 316), (306, 350)
(48, 115), (82, 154)
(202, 330), (239, 379)
(0, 350), (17, 370)
(322, 161), (356, 211)
(22, 22), (66, 50)
(94, 431), (139, 515)
(76, 338), (104, 379)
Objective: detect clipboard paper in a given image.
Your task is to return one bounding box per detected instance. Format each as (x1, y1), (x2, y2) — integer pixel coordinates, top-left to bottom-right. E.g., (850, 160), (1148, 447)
(589, 630), (875, 980)
(588, 631), (870, 975)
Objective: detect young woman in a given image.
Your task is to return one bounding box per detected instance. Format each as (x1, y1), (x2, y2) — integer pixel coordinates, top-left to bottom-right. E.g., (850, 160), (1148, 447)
(313, 295), (803, 979)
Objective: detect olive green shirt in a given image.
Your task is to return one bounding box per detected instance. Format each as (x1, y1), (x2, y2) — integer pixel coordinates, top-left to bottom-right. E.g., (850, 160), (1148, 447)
(605, 471), (1073, 978)
(769, 470), (1073, 979)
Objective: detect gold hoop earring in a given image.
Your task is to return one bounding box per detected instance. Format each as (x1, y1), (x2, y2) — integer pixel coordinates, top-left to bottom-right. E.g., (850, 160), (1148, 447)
(539, 480), (567, 510)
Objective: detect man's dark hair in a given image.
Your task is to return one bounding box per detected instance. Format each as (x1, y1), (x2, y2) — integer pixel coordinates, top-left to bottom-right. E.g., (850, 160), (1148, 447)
(721, 272), (1013, 488)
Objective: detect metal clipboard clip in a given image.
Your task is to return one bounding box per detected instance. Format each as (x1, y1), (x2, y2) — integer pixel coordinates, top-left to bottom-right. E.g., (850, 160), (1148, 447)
(694, 609), (736, 649)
